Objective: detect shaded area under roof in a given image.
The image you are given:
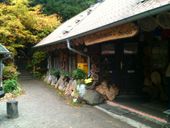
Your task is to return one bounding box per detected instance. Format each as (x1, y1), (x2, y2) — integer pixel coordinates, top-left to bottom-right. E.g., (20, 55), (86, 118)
(35, 0), (170, 47)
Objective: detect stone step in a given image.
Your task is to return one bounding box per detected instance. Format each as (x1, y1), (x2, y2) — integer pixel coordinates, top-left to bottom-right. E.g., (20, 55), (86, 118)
(18, 71), (33, 80)
(19, 77), (33, 79)
(19, 76), (33, 79)
(19, 75), (32, 77)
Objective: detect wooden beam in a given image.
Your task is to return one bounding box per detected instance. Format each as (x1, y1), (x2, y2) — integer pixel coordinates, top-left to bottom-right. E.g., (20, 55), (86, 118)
(83, 23), (138, 46)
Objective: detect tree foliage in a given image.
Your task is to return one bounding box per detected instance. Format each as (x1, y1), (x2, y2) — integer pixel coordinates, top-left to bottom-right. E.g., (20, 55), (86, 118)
(31, 0), (96, 21)
(0, 0), (61, 55)
(27, 51), (47, 78)
(0, 0), (96, 56)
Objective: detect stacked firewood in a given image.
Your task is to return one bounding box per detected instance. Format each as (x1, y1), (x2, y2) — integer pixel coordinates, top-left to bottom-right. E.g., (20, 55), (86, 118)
(96, 81), (119, 101)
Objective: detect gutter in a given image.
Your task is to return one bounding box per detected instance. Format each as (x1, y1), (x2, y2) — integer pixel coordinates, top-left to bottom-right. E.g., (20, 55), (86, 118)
(66, 39), (90, 76)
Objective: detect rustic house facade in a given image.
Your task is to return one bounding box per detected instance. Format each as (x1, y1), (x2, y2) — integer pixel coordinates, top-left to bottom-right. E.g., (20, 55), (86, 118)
(35, 0), (170, 120)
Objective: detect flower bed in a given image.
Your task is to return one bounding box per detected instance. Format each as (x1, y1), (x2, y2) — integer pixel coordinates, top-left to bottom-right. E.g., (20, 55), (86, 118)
(44, 68), (119, 105)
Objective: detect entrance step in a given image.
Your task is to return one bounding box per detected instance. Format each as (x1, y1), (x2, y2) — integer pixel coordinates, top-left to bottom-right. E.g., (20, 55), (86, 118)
(117, 92), (149, 100)
(95, 102), (167, 128)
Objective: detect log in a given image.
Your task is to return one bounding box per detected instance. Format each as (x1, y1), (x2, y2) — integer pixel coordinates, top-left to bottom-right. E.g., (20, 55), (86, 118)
(7, 100), (19, 119)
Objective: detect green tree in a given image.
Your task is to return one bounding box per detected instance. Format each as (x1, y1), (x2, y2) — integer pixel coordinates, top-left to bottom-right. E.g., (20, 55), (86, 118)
(29, 51), (47, 78)
(0, 0), (61, 55)
(31, 0), (96, 21)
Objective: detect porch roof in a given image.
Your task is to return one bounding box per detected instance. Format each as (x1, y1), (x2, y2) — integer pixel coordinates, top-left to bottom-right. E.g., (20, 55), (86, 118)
(0, 44), (10, 54)
(35, 0), (170, 47)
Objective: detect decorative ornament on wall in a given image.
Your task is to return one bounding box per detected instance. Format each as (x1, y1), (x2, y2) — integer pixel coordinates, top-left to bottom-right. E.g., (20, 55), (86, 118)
(157, 12), (170, 29)
(138, 17), (158, 32)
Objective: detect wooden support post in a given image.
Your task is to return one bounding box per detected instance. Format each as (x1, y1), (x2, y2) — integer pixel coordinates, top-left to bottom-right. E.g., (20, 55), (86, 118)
(0, 59), (3, 87)
(7, 100), (19, 119)
(0, 87), (5, 98)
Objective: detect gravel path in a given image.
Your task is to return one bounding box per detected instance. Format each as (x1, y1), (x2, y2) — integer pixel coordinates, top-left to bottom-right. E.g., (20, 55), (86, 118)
(0, 79), (134, 128)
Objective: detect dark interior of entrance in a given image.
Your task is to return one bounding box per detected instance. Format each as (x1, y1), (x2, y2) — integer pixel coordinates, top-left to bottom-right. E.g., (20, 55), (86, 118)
(100, 41), (144, 95)
(98, 28), (170, 109)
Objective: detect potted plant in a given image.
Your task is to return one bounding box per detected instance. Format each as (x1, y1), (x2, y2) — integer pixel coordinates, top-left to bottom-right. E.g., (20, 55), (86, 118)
(50, 68), (60, 79)
(72, 68), (86, 81)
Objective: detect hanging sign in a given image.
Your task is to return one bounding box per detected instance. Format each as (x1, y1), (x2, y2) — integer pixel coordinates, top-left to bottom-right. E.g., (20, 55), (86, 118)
(101, 44), (115, 55)
(84, 23), (138, 46)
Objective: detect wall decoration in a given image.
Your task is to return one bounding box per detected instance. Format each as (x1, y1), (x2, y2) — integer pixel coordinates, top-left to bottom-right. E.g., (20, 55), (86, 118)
(138, 17), (158, 32)
(157, 12), (170, 29)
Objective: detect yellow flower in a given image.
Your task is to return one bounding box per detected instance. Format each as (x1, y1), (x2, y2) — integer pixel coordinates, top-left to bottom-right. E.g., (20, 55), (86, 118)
(84, 78), (93, 84)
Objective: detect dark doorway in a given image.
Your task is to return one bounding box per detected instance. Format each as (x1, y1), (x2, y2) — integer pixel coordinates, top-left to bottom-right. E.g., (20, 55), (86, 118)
(100, 42), (143, 95)
(120, 43), (143, 95)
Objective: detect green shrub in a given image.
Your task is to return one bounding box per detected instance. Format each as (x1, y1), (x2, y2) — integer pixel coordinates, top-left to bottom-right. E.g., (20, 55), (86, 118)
(50, 68), (60, 77)
(32, 51), (47, 66)
(12, 86), (22, 96)
(3, 65), (19, 80)
(28, 51), (47, 79)
(32, 71), (43, 79)
(60, 70), (71, 78)
(3, 79), (20, 93)
(72, 68), (86, 80)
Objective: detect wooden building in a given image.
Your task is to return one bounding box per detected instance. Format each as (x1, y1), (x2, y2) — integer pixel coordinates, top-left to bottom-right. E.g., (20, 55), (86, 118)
(35, 0), (170, 112)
